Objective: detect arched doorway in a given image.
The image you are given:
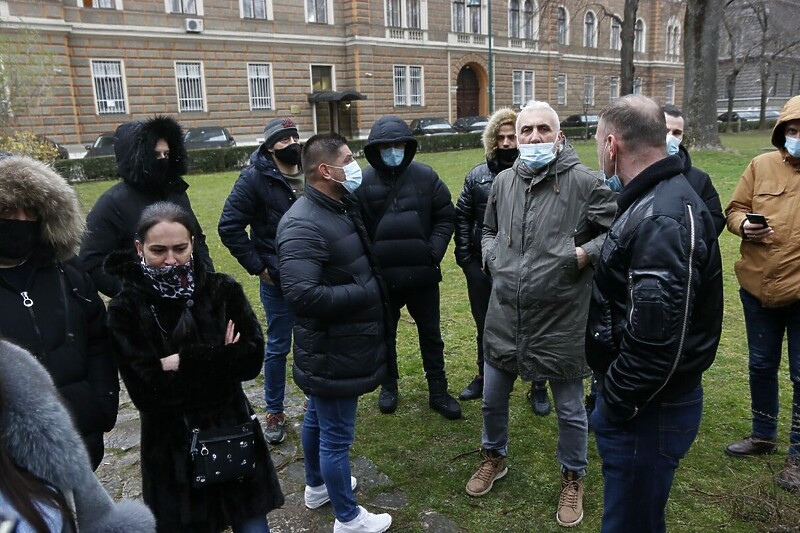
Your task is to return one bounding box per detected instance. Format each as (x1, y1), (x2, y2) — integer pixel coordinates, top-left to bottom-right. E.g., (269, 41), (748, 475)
(457, 65), (482, 118)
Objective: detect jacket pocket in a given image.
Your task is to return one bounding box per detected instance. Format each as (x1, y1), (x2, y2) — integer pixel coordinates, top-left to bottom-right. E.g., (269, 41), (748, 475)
(628, 271), (668, 342)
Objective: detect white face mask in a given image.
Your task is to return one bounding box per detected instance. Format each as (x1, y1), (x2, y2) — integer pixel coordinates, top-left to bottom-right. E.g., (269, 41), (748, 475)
(518, 142), (557, 170)
(666, 135), (681, 156)
(328, 160), (363, 193)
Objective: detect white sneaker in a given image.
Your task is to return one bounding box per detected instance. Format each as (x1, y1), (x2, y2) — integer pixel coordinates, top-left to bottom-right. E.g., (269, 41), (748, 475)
(304, 476), (358, 509)
(333, 506), (392, 533)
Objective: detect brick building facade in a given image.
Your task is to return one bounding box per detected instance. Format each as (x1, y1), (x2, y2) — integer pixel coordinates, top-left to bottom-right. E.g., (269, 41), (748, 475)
(0, 0), (685, 145)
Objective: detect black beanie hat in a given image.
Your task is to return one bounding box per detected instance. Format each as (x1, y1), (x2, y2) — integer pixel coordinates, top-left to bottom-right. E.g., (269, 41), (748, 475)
(263, 118), (299, 148)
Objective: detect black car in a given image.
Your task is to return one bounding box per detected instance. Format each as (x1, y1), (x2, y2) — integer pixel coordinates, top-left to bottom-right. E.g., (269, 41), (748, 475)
(409, 117), (458, 136)
(84, 132), (116, 158)
(561, 114), (599, 139)
(184, 126), (236, 150)
(454, 116), (489, 133)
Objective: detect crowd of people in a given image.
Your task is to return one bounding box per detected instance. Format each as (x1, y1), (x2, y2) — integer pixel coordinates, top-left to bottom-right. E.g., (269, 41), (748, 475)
(0, 92), (799, 532)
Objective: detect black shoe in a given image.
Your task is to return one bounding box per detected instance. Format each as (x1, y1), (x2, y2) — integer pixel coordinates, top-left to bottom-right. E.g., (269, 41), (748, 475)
(378, 385), (398, 414)
(527, 383), (551, 417)
(725, 435), (778, 457)
(429, 390), (462, 420)
(459, 375), (484, 401)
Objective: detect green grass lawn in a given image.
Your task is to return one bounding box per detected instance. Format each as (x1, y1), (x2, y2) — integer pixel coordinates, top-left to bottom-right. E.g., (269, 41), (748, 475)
(75, 131), (799, 532)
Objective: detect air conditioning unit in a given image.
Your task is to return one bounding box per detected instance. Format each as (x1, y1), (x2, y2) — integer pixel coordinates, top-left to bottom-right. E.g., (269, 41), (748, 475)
(185, 18), (204, 33)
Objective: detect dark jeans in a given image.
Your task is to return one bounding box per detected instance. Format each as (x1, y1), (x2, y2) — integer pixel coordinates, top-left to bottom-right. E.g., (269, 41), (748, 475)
(462, 261), (491, 375)
(259, 281), (294, 414)
(385, 286), (447, 386)
(592, 386), (703, 533)
(740, 288), (800, 455)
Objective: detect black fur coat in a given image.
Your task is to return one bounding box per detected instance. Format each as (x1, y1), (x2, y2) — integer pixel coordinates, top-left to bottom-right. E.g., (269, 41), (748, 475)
(105, 251), (283, 532)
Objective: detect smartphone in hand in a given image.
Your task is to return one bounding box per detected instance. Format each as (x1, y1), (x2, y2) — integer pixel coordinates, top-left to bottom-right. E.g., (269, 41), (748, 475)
(746, 213), (769, 227)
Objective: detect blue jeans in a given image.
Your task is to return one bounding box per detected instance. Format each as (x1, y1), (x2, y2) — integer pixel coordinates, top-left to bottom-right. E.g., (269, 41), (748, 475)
(592, 386), (703, 533)
(260, 281), (294, 414)
(302, 395), (359, 523)
(740, 288), (800, 455)
(481, 363), (588, 476)
(231, 515), (270, 533)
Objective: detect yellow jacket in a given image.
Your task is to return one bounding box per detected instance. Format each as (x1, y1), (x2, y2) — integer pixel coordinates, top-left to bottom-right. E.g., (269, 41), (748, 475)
(726, 95), (800, 307)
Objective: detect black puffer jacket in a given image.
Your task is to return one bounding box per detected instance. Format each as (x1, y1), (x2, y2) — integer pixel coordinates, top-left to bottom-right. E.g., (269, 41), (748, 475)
(586, 155), (723, 423)
(0, 155), (118, 470)
(355, 115), (456, 291)
(277, 185), (389, 398)
(218, 146), (296, 281)
(454, 158), (507, 267)
(677, 144), (725, 236)
(80, 116), (213, 297)
(105, 252), (283, 532)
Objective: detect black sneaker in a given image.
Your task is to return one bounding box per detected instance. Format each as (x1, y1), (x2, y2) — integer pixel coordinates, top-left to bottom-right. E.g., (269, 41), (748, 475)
(429, 390), (462, 420)
(458, 375), (484, 400)
(378, 385), (398, 414)
(527, 382), (551, 417)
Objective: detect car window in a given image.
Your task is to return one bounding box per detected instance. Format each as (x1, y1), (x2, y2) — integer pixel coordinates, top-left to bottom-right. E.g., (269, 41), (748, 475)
(95, 136), (114, 147)
(185, 128), (226, 142)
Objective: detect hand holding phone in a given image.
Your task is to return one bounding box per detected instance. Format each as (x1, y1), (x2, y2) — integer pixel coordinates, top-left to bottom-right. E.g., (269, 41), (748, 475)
(746, 213), (768, 227)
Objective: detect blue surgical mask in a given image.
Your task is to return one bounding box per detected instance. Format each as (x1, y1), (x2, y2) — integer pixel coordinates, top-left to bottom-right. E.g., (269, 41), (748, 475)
(605, 175), (623, 192)
(785, 136), (800, 158)
(381, 146), (405, 167)
(666, 135), (681, 156)
(329, 160), (363, 193)
(518, 142), (556, 170)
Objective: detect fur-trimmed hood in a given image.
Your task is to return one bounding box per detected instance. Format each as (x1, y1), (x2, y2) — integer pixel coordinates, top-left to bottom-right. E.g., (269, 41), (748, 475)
(0, 339), (155, 532)
(482, 107), (517, 160)
(0, 155), (85, 260)
(114, 115), (188, 192)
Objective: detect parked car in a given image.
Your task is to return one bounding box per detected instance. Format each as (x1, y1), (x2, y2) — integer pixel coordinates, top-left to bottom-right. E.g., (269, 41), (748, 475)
(409, 117), (458, 136)
(183, 126), (236, 150)
(717, 110), (780, 122)
(84, 132), (116, 158)
(561, 114), (599, 139)
(454, 116), (489, 133)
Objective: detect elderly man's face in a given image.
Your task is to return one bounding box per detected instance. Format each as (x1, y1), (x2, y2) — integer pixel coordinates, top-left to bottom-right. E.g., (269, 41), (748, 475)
(517, 108), (559, 145)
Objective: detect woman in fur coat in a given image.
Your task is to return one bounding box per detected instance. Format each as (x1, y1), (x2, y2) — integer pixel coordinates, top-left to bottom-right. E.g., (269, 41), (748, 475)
(106, 202), (283, 533)
(0, 338), (155, 533)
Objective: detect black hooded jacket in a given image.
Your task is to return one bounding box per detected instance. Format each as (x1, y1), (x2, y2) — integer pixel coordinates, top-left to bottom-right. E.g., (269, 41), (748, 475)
(677, 144), (725, 236)
(79, 116), (213, 297)
(354, 115), (456, 291)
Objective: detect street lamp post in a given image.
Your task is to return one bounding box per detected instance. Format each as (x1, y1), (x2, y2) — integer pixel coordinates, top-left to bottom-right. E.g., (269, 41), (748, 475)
(468, 0), (493, 114)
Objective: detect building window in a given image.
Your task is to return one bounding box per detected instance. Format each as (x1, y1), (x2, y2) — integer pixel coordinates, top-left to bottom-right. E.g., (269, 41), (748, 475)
(242, 0), (269, 19)
(407, 0), (421, 28)
(557, 73), (567, 106)
(609, 76), (619, 102)
(247, 63), (273, 110)
(512, 70), (534, 107)
(168, 0), (198, 15)
(393, 65), (423, 106)
(387, 0), (401, 27)
(665, 78), (675, 104)
(583, 75), (594, 107)
(610, 16), (621, 50)
(557, 6), (568, 45)
(174, 61), (206, 112)
(634, 18), (645, 53)
(522, 0), (535, 39)
(452, 0), (465, 32)
(583, 11), (596, 48)
(468, 0), (481, 34)
(389, 0), (424, 30)
(85, 0), (114, 7)
(307, 0), (329, 23)
(311, 65), (333, 91)
(633, 76), (643, 95)
(666, 17), (680, 61)
(509, 0), (519, 38)
(91, 60), (127, 115)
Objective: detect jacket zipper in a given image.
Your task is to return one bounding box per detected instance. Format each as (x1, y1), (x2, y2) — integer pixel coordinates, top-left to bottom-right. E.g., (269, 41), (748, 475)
(646, 203), (696, 403)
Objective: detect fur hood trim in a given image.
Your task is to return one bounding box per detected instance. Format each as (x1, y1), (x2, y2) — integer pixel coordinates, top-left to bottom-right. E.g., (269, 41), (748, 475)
(0, 155), (85, 260)
(483, 108), (518, 159)
(0, 340), (156, 532)
(114, 115), (188, 189)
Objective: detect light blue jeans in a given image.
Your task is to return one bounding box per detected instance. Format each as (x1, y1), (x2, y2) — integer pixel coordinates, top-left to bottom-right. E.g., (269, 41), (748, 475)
(259, 280), (294, 414)
(481, 362), (588, 476)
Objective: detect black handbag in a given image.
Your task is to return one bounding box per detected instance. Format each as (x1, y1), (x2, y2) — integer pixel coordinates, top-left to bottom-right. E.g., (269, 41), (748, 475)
(188, 412), (258, 488)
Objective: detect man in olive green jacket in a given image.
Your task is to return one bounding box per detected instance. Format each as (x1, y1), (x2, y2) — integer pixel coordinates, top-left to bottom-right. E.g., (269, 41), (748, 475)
(465, 101), (617, 528)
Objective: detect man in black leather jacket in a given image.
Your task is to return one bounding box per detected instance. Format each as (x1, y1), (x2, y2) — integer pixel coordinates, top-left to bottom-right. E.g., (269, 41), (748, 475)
(355, 115), (460, 420)
(586, 95), (723, 533)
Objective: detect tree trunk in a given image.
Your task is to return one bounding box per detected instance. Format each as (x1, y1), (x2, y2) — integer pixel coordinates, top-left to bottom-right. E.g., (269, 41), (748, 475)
(759, 59), (770, 130)
(726, 72), (737, 133)
(683, 0), (723, 149)
(619, 0), (638, 95)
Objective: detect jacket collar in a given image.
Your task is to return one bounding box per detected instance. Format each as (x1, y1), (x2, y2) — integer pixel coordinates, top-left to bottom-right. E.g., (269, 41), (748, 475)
(617, 155), (684, 214)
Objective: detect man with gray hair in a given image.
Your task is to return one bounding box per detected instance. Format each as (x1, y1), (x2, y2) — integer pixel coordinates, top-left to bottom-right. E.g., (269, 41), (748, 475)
(465, 100), (616, 528)
(586, 95), (722, 532)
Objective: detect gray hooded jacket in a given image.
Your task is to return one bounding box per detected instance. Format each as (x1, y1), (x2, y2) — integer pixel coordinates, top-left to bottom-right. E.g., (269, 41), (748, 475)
(481, 143), (617, 380)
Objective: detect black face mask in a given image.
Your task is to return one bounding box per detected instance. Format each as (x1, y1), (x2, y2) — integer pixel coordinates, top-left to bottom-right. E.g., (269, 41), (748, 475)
(0, 219), (40, 264)
(495, 147), (519, 170)
(273, 144), (301, 166)
(152, 158), (170, 181)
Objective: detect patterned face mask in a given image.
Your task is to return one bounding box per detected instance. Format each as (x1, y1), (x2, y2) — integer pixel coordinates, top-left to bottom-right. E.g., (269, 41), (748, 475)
(140, 257), (195, 299)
